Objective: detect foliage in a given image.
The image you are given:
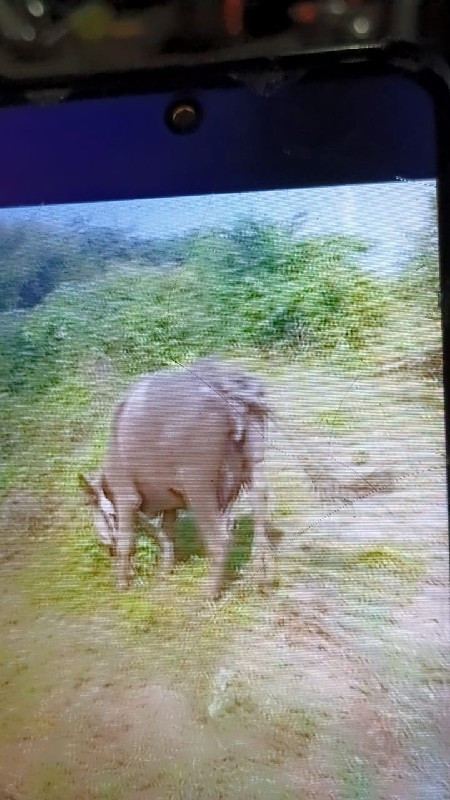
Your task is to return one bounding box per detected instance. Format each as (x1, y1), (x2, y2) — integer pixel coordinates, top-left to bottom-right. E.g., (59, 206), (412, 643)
(0, 220), (102, 311)
(0, 219), (191, 312)
(395, 193), (440, 321)
(0, 221), (392, 401)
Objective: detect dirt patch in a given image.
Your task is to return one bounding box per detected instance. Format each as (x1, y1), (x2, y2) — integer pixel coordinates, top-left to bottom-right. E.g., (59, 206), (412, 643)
(0, 609), (216, 799)
(0, 490), (57, 571)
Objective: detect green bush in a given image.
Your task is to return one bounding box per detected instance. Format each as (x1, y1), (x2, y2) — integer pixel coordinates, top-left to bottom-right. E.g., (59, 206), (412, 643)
(1, 222), (393, 402)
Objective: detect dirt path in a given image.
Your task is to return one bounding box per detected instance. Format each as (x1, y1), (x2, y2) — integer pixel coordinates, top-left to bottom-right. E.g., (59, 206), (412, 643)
(0, 368), (449, 800)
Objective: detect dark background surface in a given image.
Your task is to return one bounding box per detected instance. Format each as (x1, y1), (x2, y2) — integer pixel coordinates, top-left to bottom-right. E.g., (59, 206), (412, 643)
(0, 70), (436, 209)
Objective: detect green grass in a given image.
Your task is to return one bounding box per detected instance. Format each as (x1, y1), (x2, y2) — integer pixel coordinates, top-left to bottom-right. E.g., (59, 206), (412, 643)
(344, 546), (425, 579)
(316, 409), (353, 433)
(352, 449), (370, 466)
(293, 543), (425, 582)
(7, 503), (264, 702)
(273, 502), (294, 518)
(337, 756), (375, 800)
(227, 514), (254, 574)
(339, 547), (426, 632)
(281, 542), (427, 637)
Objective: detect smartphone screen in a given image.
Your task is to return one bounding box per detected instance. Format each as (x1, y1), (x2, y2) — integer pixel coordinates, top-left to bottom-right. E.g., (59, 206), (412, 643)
(0, 77), (448, 799)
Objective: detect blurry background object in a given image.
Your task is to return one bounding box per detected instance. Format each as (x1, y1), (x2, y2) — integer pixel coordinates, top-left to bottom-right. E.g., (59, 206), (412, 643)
(0, 1), (446, 100)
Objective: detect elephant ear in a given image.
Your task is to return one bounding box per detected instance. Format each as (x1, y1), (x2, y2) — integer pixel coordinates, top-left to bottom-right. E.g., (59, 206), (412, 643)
(78, 473), (99, 506)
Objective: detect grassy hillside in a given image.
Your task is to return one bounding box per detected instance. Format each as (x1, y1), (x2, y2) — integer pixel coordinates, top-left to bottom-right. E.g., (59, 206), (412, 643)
(0, 213), (446, 800)
(1, 215), (440, 504)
